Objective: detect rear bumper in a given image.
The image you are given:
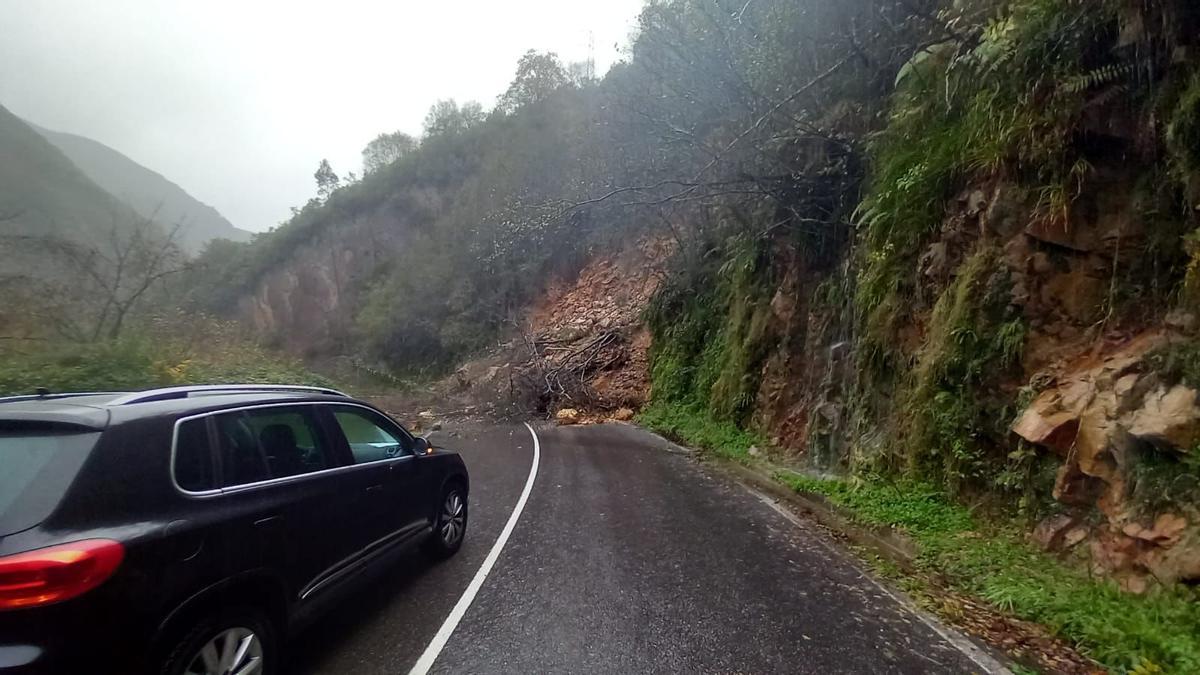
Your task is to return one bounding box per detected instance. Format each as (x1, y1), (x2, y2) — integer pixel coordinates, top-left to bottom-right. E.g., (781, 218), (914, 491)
(0, 603), (145, 675)
(0, 634), (142, 675)
(0, 645), (43, 674)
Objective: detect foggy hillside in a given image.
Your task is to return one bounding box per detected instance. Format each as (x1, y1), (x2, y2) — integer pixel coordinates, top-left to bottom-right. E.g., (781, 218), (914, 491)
(0, 102), (145, 243)
(33, 123), (252, 253)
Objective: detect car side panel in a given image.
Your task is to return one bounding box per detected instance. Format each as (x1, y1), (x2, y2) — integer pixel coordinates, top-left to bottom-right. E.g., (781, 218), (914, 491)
(0, 396), (472, 674)
(209, 471), (360, 606)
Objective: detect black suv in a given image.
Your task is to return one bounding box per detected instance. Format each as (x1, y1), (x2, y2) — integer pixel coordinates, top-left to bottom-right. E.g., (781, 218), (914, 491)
(0, 385), (469, 675)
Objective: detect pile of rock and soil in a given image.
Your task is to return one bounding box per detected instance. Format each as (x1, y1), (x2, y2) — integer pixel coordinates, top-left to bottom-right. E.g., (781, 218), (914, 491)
(432, 237), (671, 420)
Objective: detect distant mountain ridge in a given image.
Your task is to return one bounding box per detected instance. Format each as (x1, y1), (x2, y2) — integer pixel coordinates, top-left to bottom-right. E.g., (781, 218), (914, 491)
(31, 122), (252, 253)
(0, 102), (144, 245)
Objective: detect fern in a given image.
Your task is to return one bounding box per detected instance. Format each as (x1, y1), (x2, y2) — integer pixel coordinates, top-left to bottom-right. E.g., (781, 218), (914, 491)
(1062, 61), (1136, 94)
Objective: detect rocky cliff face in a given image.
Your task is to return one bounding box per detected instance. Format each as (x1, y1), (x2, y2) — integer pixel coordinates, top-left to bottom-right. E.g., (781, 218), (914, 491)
(1013, 332), (1200, 591)
(237, 213), (406, 356)
(238, 248), (347, 355)
(732, 167), (1200, 591)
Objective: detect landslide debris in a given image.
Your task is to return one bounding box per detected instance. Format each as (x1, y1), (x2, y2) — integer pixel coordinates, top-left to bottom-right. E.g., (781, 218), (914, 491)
(442, 237), (670, 419)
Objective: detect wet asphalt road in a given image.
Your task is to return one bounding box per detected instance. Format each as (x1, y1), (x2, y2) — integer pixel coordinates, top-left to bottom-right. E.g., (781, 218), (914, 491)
(289, 422), (999, 674)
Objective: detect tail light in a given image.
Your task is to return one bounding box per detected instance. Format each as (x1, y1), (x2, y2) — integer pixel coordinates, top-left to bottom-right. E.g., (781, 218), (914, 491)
(0, 539), (124, 610)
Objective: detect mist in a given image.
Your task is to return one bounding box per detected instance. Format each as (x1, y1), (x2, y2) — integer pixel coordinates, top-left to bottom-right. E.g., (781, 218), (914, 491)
(0, 0), (640, 232)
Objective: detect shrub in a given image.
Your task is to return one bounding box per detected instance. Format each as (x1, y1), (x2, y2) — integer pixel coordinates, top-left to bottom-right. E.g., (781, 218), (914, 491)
(0, 331), (332, 397)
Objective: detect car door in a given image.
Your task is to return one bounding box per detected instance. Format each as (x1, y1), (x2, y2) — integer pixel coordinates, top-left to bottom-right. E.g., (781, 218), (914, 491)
(208, 405), (358, 603)
(326, 404), (432, 546)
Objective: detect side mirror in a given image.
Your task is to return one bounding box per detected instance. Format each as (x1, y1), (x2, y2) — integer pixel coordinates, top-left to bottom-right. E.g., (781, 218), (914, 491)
(413, 436), (432, 455)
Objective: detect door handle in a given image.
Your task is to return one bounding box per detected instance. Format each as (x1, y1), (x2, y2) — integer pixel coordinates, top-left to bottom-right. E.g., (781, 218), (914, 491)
(366, 484), (384, 493)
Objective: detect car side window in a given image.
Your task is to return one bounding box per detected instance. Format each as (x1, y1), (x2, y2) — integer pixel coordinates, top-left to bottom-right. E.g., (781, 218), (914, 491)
(174, 418), (215, 492)
(214, 407), (333, 486)
(331, 407), (412, 464)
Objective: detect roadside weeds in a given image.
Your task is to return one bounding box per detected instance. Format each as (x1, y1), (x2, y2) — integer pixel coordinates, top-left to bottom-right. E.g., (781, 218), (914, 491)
(729, 462), (1099, 675)
(630, 415), (1200, 675)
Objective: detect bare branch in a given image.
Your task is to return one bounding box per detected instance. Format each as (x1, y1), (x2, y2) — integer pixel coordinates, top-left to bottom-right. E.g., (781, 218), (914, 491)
(692, 56), (851, 182)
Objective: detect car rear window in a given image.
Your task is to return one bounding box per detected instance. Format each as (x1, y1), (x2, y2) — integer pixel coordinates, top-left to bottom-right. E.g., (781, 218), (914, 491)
(0, 427), (100, 536)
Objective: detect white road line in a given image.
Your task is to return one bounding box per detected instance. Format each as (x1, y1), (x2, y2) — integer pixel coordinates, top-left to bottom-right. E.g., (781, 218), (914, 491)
(749, 490), (1012, 675)
(407, 422), (542, 675)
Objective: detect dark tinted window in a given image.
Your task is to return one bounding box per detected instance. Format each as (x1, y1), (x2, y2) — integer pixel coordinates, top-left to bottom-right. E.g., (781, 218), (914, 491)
(174, 419), (214, 491)
(331, 407), (412, 464)
(0, 426), (99, 536)
(214, 407), (333, 487)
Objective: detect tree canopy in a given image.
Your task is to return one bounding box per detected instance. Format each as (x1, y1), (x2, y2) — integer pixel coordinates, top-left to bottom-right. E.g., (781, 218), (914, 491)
(362, 131), (417, 174)
(313, 159), (340, 201)
(498, 50), (571, 112)
(422, 100), (485, 137)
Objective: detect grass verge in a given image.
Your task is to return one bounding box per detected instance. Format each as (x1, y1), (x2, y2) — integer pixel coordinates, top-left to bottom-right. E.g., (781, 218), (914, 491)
(0, 335), (333, 396)
(637, 400), (763, 462)
(774, 473), (1200, 674)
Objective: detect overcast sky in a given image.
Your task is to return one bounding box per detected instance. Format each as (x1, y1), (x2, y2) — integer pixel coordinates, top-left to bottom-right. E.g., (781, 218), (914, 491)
(0, 0), (644, 232)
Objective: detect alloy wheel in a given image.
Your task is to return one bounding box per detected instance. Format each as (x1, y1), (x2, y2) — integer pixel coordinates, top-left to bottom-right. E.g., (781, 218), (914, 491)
(183, 626), (263, 675)
(441, 491), (465, 546)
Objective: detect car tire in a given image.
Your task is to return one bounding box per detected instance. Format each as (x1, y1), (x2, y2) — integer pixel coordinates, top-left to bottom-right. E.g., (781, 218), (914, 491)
(159, 607), (278, 675)
(425, 482), (468, 560)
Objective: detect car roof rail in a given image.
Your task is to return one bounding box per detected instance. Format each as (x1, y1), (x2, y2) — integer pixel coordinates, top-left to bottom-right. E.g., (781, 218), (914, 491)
(0, 391), (122, 404)
(107, 384), (351, 406)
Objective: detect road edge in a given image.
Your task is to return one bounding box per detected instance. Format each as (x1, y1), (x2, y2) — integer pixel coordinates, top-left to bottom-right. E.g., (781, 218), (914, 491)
(747, 488), (1013, 675)
(407, 422), (542, 675)
(623, 421), (1015, 675)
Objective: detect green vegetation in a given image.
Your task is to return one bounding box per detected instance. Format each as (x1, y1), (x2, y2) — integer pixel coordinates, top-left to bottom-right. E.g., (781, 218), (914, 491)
(642, 0), (1198, 494)
(1130, 444), (1200, 515)
(641, 243), (782, 450)
(1146, 340), (1200, 389)
(3, 0), (1199, 666)
(1185, 229), (1200, 305)
(179, 0), (911, 377)
(637, 400), (763, 463)
(185, 75), (632, 374)
(901, 245), (1027, 491)
(775, 473), (1200, 674)
(1165, 71), (1200, 207)
(845, 0), (1199, 493)
(0, 322), (331, 396)
(856, 0), (1111, 372)
(645, 236), (778, 427)
(631, 7), (1200, 664)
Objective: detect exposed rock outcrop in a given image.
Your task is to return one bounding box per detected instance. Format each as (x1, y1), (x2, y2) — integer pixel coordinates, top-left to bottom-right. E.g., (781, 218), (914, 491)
(1013, 333), (1200, 588)
(237, 214), (406, 355)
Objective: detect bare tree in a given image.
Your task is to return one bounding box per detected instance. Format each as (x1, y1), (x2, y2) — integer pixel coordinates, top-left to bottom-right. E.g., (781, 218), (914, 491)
(4, 213), (189, 341)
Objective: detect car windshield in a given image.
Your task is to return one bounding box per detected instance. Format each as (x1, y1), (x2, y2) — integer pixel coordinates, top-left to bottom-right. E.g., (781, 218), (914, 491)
(0, 429), (99, 536)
